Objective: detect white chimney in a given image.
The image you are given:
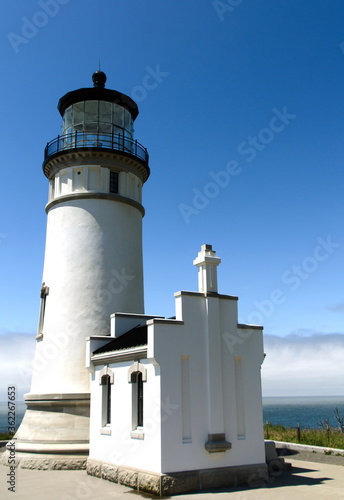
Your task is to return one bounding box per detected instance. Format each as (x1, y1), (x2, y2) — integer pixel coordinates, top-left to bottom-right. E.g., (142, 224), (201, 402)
(193, 244), (221, 293)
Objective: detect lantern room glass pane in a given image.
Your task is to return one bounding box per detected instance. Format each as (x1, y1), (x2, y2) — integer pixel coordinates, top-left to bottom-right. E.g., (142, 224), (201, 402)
(61, 100), (134, 143)
(99, 101), (111, 123)
(112, 103), (124, 128)
(84, 122), (98, 132)
(73, 102), (84, 129)
(124, 109), (133, 136)
(99, 122), (112, 134)
(85, 101), (98, 123)
(63, 106), (73, 133)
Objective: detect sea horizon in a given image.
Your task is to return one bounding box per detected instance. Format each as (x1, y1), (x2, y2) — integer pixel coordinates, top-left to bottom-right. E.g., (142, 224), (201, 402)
(1, 395), (344, 433)
(2, 394), (343, 402)
(1, 395), (344, 404)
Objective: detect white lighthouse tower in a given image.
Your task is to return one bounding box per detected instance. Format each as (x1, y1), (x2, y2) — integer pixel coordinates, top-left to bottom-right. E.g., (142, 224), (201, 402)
(12, 71), (149, 468)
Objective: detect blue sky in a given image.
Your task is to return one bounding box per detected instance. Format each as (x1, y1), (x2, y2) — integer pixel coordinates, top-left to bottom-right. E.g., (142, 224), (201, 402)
(0, 0), (344, 398)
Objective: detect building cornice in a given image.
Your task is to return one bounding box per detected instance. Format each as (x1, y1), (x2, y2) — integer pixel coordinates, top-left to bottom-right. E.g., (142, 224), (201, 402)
(146, 318), (184, 326)
(43, 149), (149, 183)
(24, 393), (90, 407)
(46, 192), (145, 216)
(174, 290), (238, 301)
(237, 323), (263, 330)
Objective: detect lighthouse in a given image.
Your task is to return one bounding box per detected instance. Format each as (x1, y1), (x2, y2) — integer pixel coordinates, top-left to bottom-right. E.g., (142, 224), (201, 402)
(12, 71), (149, 467)
(3, 71), (274, 491)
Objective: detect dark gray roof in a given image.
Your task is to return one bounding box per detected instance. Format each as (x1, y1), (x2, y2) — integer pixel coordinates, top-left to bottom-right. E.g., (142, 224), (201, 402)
(58, 73), (139, 120)
(93, 325), (147, 355)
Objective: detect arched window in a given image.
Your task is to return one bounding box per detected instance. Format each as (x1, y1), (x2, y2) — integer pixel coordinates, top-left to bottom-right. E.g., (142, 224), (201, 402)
(131, 371), (143, 428)
(99, 366), (114, 428)
(101, 375), (111, 426)
(128, 362), (147, 430)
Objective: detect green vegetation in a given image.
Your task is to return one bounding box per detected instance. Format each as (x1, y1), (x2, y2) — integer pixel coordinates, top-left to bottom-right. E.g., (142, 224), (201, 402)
(0, 432), (14, 440)
(264, 422), (344, 450)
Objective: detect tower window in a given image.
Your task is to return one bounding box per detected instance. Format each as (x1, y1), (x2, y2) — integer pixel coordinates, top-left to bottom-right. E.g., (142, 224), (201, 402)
(109, 171), (118, 194)
(36, 283), (49, 340)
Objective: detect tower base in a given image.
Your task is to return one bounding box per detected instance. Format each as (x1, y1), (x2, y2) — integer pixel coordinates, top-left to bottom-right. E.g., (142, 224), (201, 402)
(0, 450), (87, 470)
(1, 393), (90, 470)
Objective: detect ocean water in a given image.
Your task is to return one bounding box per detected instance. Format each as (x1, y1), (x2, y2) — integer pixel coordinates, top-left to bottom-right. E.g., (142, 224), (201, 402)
(263, 396), (344, 429)
(0, 397), (344, 433)
(0, 402), (26, 434)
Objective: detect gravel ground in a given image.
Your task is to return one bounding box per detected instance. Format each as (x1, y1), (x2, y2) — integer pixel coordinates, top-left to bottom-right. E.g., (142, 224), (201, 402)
(277, 446), (344, 466)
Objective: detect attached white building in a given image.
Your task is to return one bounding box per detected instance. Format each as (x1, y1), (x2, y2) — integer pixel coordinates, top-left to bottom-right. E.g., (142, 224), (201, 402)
(87, 244), (268, 496)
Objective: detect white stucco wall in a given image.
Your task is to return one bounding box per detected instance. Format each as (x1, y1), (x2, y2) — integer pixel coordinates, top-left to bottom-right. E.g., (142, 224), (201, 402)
(49, 166), (143, 205)
(147, 293), (265, 473)
(30, 197), (144, 395)
(89, 360), (162, 473)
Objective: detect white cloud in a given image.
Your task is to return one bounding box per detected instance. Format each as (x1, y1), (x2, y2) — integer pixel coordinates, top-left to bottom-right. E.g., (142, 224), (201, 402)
(1, 330), (343, 401)
(327, 302), (344, 313)
(262, 332), (344, 397)
(0, 332), (35, 401)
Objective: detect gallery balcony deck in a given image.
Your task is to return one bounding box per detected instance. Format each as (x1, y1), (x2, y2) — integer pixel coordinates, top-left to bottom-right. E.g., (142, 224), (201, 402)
(43, 131), (149, 177)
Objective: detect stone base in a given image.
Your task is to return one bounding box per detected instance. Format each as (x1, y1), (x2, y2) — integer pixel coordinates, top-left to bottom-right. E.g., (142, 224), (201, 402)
(87, 458), (269, 496)
(0, 449), (87, 470)
(1, 392), (90, 470)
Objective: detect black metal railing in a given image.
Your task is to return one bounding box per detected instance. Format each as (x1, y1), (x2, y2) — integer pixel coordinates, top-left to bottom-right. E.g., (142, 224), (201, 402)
(44, 131), (149, 165)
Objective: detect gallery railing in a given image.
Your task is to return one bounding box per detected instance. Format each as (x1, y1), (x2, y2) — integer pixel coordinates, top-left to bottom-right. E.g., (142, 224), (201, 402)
(44, 131), (149, 166)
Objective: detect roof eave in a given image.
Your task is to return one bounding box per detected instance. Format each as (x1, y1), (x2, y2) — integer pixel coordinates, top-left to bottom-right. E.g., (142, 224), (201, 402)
(91, 345), (147, 365)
